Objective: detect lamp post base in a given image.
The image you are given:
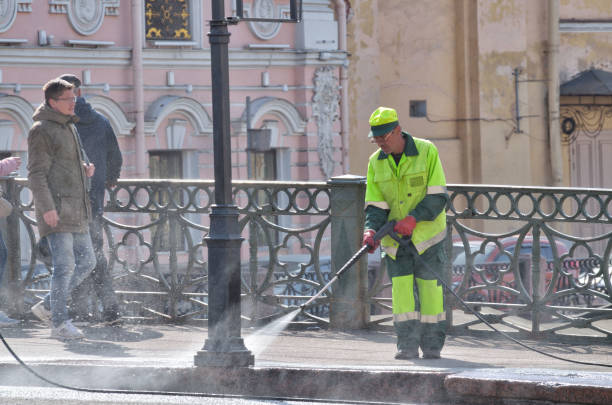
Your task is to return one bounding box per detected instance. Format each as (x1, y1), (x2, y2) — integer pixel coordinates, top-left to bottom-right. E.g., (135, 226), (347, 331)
(195, 336), (254, 367)
(194, 344), (254, 367)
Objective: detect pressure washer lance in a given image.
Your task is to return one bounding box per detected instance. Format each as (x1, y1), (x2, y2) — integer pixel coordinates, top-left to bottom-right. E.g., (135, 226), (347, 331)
(300, 220), (397, 311)
(300, 221), (612, 368)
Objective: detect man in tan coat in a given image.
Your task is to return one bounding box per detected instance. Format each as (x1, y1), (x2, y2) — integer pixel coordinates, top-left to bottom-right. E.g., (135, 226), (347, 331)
(28, 78), (96, 340)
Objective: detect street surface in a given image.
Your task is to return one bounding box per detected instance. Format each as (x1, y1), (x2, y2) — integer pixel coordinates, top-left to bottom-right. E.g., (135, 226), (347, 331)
(0, 319), (610, 371)
(0, 386), (396, 405)
(0, 318), (610, 405)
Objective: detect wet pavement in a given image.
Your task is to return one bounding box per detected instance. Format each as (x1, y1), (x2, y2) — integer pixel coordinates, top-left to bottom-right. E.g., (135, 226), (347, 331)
(0, 320), (610, 404)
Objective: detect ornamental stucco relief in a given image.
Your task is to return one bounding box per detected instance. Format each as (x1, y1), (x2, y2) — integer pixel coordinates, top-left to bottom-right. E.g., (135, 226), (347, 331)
(49, 0), (119, 36)
(0, 1), (31, 33)
(246, 0), (283, 40)
(312, 66), (340, 179)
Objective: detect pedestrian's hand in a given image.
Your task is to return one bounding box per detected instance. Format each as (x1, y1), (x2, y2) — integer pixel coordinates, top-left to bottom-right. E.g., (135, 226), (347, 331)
(8, 156), (21, 169)
(0, 156), (21, 175)
(43, 209), (59, 228)
(362, 229), (380, 254)
(84, 162), (95, 177)
(394, 215), (417, 236)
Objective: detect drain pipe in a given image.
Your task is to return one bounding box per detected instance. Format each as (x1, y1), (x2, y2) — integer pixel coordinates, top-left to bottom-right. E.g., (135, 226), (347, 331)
(132, 0), (146, 178)
(334, 0), (350, 173)
(548, 0), (563, 186)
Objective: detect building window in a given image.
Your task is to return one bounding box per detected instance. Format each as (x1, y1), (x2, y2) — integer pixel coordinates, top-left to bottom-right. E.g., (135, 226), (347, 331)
(150, 150), (182, 178)
(249, 150), (276, 182)
(247, 128), (279, 247)
(409, 100), (427, 118)
(145, 0), (192, 40)
(149, 150), (184, 251)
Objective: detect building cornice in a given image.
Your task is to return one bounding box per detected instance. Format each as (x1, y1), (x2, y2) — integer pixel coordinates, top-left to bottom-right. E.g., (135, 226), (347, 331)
(0, 47), (348, 69)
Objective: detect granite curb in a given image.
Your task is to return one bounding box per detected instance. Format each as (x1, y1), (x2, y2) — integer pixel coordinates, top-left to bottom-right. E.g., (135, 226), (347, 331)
(0, 362), (611, 404)
(1, 323), (611, 403)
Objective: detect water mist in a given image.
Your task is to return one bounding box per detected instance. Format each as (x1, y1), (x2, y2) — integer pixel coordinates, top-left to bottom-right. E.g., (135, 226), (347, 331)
(245, 308), (301, 357)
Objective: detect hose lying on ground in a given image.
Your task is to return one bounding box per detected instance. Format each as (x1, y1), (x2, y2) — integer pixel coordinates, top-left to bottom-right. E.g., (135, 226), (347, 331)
(0, 220), (610, 400)
(0, 330), (395, 404)
(302, 220), (612, 369)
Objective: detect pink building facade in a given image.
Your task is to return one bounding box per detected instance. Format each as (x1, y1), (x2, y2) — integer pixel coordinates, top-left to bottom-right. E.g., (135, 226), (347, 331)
(0, 0), (350, 183)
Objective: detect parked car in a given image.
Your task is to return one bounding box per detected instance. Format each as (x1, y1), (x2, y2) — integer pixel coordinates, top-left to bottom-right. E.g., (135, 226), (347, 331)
(452, 236), (569, 267)
(451, 236), (574, 304)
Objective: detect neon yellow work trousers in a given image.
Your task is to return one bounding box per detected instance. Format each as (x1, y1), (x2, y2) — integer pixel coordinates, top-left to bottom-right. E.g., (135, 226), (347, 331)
(384, 241), (447, 354)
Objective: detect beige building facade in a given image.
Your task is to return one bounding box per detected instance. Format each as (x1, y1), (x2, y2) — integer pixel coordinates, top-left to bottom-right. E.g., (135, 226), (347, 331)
(347, 0), (612, 191)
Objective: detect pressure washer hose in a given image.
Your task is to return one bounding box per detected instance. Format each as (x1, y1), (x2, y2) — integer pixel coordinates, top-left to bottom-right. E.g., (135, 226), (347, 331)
(300, 221), (611, 369)
(0, 222), (610, 399)
(0, 331), (393, 404)
(407, 241), (612, 368)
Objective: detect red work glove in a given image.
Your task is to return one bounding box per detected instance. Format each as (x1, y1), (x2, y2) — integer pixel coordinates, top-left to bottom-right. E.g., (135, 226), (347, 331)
(362, 229), (380, 254)
(394, 215), (417, 236)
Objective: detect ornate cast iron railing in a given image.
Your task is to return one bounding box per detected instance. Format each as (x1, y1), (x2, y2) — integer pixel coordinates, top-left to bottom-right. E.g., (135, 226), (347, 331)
(445, 185), (612, 341)
(3, 177), (334, 326)
(1, 177), (610, 341)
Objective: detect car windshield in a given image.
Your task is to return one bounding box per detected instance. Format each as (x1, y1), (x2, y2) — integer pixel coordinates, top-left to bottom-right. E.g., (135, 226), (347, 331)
(451, 240), (561, 267)
(452, 243), (495, 266)
(493, 245), (555, 263)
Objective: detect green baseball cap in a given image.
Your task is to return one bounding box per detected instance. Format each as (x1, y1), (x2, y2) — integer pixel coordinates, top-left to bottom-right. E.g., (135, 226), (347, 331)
(368, 106), (399, 138)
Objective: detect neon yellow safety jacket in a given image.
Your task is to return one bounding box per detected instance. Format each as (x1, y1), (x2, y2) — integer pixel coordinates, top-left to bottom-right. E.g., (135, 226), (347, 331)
(365, 133), (447, 259)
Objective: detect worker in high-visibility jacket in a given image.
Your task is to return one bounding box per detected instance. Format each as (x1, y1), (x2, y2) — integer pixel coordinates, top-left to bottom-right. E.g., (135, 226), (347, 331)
(363, 106), (449, 360)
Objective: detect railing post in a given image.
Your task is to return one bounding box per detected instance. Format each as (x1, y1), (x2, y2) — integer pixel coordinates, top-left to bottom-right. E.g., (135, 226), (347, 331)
(531, 226), (542, 334)
(444, 228), (454, 326)
(328, 174), (368, 329)
(168, 210), (178, 320)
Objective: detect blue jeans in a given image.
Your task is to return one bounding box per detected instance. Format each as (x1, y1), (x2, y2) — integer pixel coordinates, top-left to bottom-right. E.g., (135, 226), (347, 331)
(45, 231), (96, 327)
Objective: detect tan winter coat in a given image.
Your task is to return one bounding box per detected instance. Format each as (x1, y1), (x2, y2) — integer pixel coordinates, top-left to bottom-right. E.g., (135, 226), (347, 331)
(27, 103), (91, 237)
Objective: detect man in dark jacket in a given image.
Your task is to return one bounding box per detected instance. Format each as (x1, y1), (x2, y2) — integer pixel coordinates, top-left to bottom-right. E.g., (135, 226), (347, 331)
(28, 78), (96, 340)
(59, 74), (123, 326)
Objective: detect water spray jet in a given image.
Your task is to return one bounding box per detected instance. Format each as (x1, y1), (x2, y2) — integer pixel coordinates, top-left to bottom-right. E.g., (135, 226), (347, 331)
(243, 222), (397, 357)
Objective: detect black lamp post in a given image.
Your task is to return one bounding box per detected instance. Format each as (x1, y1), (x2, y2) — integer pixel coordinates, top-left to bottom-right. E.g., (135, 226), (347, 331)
(193, 0), (252, 367)
(194, 0), (301, 368)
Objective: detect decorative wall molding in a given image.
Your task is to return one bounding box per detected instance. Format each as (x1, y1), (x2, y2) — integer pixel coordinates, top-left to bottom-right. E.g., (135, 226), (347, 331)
(0, 120), (14, 150)
(312, 66), (339, 179)
(144, 96), (212, 136)
(85, 94), (135, 136)
(0, 46), (347, 68)
(0, 94), (34, 138)
(560, 21), (612, 32)
(49, 0), (119, 36)
(166, 118), (187, 149)
(560, 105), (612, 144)
(0, 1), (31, 33)
(17, 0), (31, 12)
(0, 1), (17, 33)
(241, 96), (307, 136)
(242, 0), (289, 40)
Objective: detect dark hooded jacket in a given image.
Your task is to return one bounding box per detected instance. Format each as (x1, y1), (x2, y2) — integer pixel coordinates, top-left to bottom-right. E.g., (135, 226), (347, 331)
(27, 103), (91, 237)
(74, 97), (122, 216)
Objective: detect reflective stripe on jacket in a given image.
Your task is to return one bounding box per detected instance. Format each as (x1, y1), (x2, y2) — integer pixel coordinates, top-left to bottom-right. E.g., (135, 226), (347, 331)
(365, 133), (446, 258)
